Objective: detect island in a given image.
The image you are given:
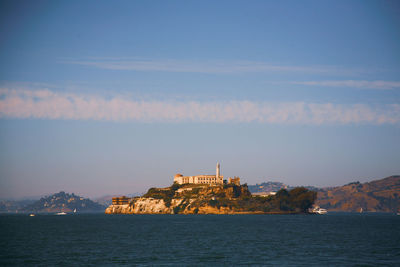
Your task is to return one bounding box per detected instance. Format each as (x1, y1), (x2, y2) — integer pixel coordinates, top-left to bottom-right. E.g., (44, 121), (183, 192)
(19, 191), (106, 214)
(105, 163), (317, 214)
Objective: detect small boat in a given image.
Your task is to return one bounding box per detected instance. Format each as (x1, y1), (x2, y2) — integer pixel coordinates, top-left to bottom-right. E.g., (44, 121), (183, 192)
(311, 206), (328, 214)
(56, 212), (67, 215)
(73, 208), (77, 213)
(314, 208), (328, 215)
(29, 214), (35, 217)
(360, 208), (363, 213)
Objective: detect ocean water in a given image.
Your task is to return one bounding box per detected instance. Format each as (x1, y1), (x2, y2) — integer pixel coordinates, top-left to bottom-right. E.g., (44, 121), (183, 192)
(1, 213), (399, 266)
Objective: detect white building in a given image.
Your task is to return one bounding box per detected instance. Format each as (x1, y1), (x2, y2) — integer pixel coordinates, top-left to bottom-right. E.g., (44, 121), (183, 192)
(173, 162), (224, 185)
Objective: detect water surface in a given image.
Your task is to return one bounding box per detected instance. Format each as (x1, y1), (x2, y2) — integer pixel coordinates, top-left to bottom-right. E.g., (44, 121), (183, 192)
(1, 213), (399, 265)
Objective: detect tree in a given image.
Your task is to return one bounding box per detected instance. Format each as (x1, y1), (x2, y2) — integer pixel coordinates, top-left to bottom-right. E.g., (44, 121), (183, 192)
(288, 187), (317, 212)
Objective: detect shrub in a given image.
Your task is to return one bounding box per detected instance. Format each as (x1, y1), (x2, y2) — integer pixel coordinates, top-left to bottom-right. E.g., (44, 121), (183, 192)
(173, 206), (180, 214)
(209, 199), (218, 207)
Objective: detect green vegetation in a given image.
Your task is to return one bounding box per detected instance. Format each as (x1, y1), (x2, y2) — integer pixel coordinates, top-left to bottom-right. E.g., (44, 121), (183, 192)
(192, 187), (316, 213)
(273, 187), (317, 212)
(143, 182), (181, 207)
(142, 182), (316, 214)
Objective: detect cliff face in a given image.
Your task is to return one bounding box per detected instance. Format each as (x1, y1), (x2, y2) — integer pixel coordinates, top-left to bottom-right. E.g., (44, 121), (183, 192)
(105, 198), (179, 214)
(316, 176), (400, 212)
(105, 198), (249, 215)
(105, 197), (236, 215)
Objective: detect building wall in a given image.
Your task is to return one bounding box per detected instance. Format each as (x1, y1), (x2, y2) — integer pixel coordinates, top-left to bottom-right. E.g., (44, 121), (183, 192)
(174, 163), (224, 185)
(174, 175), (224, 185)
(112, 196), (130, 205)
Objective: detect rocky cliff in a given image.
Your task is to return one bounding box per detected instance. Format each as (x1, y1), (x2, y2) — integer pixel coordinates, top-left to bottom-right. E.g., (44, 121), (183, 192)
(105, 198), (178, 214)
(105, 197), (237, 215)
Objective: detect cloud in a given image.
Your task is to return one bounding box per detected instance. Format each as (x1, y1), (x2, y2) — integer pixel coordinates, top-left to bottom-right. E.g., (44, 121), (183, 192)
(0, 88), (399, 125)
(63, 58), (360, 75)
(292, 80), (400, 90)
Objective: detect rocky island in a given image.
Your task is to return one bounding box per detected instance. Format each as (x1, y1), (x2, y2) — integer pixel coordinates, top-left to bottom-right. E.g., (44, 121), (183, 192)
(106, 163), (317, 214)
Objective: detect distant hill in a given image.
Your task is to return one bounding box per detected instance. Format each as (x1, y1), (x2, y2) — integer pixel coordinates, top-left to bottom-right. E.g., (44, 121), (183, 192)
(249, 176), (400, 212)
(316, 176), (400, 212)
(20, 191), (106, 213)
(248, 181), (319, 193)
(0, 199), (36, 213)
(248, 181), (288, 193)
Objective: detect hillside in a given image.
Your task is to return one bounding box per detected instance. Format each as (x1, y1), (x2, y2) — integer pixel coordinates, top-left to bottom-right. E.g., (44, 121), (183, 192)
(316, 176), (400, 212)
(105, 183), (317, 214)
(20, 191), (106, 213)
(248, 181), (320, 194)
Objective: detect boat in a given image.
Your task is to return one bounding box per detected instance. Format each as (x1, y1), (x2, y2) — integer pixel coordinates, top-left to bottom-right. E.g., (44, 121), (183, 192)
(29, 214), (35, 217)
(56, 212), (67, 215)
(360, 208), (363, 213)
(73, 208), (77, 213)
(314, 208), (328, 215)
(311, 206), (328, 214)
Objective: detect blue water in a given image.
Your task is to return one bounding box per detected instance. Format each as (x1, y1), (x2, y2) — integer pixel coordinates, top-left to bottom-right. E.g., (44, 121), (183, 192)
(1, 213), (399, 266)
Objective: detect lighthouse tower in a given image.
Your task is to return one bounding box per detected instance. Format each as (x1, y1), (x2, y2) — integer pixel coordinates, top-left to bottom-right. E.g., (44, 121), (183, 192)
(216, 162), (220, 179)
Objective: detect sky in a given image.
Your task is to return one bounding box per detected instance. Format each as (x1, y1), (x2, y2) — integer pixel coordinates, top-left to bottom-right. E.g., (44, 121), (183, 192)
(0, 0), (399, 199)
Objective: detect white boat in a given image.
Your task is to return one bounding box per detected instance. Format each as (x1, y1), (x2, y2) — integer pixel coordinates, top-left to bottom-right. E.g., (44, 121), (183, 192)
(56, 212), (67, 215)
(73, 208), (77, 213)
(314, 208), (328, 214)
(29, 214), (35, 217)
(360, 208), (363, 213)
(311, 206), (328, 214)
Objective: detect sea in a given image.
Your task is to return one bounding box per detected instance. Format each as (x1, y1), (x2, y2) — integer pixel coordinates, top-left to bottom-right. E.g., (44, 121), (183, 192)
(1, 213), (399, 266)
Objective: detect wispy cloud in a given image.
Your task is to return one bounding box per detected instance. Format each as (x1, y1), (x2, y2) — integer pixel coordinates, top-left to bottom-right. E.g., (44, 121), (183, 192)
(63, 58), (363, 75)
(1, 88), (399, 125)
(292, 80), (400, 90)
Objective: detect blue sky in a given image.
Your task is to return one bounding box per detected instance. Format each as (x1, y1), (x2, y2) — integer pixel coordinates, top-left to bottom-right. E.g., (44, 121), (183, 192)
(0, 1), (399, 198)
